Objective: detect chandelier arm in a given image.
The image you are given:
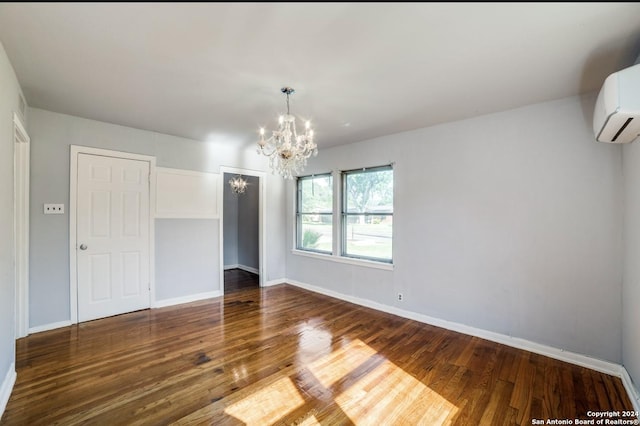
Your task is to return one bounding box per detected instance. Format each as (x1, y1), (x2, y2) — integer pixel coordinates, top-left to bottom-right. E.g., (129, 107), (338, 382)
(258, 139), (278, 157)
(259, 147), (276, 157)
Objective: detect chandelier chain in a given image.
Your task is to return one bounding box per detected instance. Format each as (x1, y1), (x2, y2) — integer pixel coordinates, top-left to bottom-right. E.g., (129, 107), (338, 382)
(286, 92), (290, 115)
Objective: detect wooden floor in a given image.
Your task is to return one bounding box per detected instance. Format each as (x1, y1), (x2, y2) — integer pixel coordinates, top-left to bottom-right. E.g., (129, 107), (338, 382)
(2, 284), (634, 425)
(224, 268), (259, 293)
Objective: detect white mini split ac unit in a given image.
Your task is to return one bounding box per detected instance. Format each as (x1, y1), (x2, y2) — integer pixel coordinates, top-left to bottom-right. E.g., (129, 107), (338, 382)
(593, 63), (640, 144)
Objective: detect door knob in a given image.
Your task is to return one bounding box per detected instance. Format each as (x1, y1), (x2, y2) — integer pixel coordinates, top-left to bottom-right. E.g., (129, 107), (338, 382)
(79, 244), (87, 250)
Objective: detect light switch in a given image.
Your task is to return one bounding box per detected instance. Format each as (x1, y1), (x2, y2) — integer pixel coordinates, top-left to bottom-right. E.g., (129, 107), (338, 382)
(44, 204), (64, 214)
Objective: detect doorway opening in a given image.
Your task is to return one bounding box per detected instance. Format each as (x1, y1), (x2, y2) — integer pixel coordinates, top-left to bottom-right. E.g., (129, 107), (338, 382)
(221, 170), (263, 293)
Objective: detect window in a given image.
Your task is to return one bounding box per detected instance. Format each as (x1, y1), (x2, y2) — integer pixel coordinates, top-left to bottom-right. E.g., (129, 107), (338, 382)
(294, 166), (394, 267)
(296, 173), (333, 253)
(342, 165), (393, 263)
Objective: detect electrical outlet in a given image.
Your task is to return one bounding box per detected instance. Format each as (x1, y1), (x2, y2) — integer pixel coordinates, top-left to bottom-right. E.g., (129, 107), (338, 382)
(397, 293), (403, 302)
(44, 204), (64, 214)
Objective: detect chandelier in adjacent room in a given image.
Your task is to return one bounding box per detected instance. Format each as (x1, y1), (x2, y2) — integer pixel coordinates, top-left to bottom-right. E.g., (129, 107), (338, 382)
(257, 87), (317, 179)
(228, 175), (248, 194)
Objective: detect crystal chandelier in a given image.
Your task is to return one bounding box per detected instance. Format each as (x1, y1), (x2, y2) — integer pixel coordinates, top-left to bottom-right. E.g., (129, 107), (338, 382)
(257, 87), (317, 179)
(228, 175), (248, 194)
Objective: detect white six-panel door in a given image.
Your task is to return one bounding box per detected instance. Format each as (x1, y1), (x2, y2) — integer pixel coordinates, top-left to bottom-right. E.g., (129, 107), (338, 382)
(76, 153), (150, 322)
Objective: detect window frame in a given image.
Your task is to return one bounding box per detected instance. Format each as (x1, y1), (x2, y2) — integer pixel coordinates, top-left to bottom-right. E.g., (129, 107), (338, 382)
(341, 165), (393, 264)
(295, 173), (333, 255)
(292, 165), (394, 270)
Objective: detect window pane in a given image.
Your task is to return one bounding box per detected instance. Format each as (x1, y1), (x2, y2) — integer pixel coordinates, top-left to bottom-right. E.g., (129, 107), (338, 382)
(297, 173), (333, 254)
(345, 169), (393, 214)
(342, 166), (393, 262)
(343, 214), (392, 261)
(299, 214), (332, 252)
(299, 175), (332, 213)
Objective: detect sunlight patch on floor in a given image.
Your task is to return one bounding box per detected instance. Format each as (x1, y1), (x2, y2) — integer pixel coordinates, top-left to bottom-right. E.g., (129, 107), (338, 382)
(333, 356), (459, 424)
(224, 376), (304, 425)
(306, 339), (377, 388)
(224, 338), (457, 424)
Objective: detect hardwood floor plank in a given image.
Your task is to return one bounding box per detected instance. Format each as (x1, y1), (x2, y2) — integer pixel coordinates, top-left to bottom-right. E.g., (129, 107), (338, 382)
(509, 355), (536, 424)
(1, 284), (635, 425)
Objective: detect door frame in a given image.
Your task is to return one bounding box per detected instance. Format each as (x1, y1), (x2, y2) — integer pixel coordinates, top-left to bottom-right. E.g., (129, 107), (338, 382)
(219, 166), (266, 289)
(14, 113), (30, 338)
(69, 146), (156, 324)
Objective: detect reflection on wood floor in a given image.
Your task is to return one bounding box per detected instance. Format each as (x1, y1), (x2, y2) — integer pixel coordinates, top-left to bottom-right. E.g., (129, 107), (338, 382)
(2, 284), (635, 425)
(224, 268), (258, 293)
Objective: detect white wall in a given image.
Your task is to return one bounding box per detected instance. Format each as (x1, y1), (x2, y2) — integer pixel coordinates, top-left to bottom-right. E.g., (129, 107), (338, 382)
(286, 94), (624, 363)
(27, 107), (287, 328)
(0, 40), (25, 413)
(155, 219), (219, 300)
(623, 141), (640, 399)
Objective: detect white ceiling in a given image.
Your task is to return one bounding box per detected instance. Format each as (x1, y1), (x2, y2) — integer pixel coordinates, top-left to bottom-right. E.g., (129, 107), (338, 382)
(1, 3), (640, 148)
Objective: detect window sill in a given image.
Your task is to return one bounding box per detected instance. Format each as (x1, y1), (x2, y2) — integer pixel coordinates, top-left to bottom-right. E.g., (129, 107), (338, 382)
(291, 249), (394, 271)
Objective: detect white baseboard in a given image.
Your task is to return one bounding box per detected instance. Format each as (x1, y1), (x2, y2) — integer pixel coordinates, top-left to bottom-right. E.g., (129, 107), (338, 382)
(0, 363), (16, 418)
(154, 290), (222, 308)
(26, 291), (228, 332)
(621, 366), (640, 412)
(225, 264), (259, 275)
(286, 279), (622, 377)
(264, 278), (286, 287)
(237, 264), (259, 275)
(28, 320), (73, 335)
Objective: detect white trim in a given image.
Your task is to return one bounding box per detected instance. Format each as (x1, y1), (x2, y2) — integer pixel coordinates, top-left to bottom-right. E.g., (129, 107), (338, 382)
(13, 112), (30, 338)
(28, 320), (73, 335)
(149, 164), (157, 307)
(265, 278), (287, 287)
(219, 166), (267, 290)
(291, 249), (394, 271)
(69, 146), (156, 324)
(621, 367), (640, 412)
(0, 363), (16, 418)
(237, 264), (259, 274)
(154, 291), (222, 308)
(218, 169), (224, 295)
(286, 279), (622, 377)
(12, 112), (28, 142)
(223, 264), (259, 274)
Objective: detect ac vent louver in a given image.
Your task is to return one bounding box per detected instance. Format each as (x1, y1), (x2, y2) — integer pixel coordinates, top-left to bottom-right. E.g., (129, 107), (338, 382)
(611, 117), (634, 142)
